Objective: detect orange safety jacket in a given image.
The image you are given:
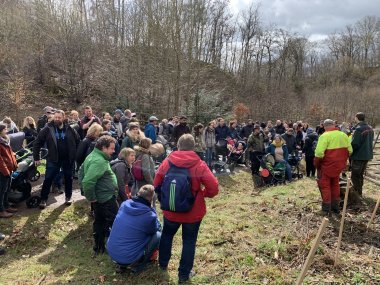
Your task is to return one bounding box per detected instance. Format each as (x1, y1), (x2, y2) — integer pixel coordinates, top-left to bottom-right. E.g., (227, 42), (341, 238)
(314, 129), (352, 177)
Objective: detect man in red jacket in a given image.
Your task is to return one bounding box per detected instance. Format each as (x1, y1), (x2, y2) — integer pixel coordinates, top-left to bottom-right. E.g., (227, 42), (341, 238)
(154, 134), (219, 283)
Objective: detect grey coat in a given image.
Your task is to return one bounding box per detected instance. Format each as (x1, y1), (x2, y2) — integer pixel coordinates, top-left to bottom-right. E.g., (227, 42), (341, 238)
(132, 148), (155, 196)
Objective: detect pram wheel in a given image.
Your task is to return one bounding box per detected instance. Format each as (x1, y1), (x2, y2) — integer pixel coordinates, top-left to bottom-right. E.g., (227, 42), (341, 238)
(298, 173), (303, 179)
(29, 170), (41, 182)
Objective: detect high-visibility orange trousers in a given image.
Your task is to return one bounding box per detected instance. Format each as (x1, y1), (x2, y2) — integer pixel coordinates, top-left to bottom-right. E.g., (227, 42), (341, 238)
(317, 169), (340, 205)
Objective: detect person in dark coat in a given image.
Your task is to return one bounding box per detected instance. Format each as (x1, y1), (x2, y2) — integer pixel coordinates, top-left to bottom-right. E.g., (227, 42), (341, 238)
(37, 106), (55, 133)
(302, 128), (318, 177)
(22, 116), (38, 145)
(274, 120), (286, 135)
(80, 106), (101, 139)
(33, 110), (80, 208)
(350, 112), (374, 196)
(215, 118), (231, 160)
(76, 123), (103, 168)
(281, 128), (297, 154)
(240, 119), (254, 140)
(110, 147), (136, 202)
(173, 116), (190, 144)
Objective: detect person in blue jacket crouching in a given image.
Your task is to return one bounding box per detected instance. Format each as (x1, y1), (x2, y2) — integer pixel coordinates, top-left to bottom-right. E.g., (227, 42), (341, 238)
(107, 184), (161, 272)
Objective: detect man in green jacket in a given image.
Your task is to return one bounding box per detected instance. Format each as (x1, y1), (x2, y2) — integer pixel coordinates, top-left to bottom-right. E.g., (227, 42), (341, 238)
(351, 112), (374, 196)
(81, 135), (119, 255)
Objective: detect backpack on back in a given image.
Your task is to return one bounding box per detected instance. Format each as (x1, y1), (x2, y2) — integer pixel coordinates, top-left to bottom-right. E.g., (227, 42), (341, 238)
(157, 161), (194, 212)
(131, 154), (144, 181)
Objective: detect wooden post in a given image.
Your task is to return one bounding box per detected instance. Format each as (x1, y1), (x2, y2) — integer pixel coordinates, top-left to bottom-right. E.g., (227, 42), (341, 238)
(295, 217), (329, 285)
(334, 176), (351, 266)
(367, 195), (380, 229)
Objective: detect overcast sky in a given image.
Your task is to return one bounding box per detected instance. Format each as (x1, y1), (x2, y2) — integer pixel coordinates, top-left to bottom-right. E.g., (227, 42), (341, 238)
(230, 0), (380, 41)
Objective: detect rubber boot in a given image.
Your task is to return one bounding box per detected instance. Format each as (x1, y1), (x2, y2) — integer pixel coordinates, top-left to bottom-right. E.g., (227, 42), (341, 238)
(331, 200), (340, 214)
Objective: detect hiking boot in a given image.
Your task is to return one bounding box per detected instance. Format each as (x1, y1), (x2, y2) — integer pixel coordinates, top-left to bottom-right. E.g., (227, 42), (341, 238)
(5, 207), (18, 213)
(39, 200), (47, 209)
(179, 271), (196, 283)
(331, 200), (340, 214)
(65, 197), (72, 206)
(0, 211), (12, 218)
(0, 247), (6, 255)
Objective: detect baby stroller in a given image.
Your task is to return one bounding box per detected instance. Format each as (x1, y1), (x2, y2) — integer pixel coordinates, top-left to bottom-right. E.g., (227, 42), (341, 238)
(226, 140), (247, 172)
(8, 145), (48, 205)
(254, 154), (286, 187)
(288, 151), (303, 179)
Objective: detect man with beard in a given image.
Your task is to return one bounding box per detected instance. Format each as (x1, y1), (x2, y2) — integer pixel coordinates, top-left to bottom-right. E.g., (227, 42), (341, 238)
(274, 120), (286, 135)
(33, 110), (80, 209)
(80, 106), (101, 138)
(173, 116), (190, 144)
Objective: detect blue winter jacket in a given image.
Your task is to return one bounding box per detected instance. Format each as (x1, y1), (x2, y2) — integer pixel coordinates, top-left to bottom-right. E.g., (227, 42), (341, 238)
(144, 123), (157, 143)
(107, 198), (161, 265)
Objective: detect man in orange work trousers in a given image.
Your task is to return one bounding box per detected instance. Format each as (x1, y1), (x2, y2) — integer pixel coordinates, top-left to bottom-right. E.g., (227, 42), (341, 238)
(314, 119), (352, 216)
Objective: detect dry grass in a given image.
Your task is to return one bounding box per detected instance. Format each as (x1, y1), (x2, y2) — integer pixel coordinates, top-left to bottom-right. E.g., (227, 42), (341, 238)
(0, 170), (379, 284)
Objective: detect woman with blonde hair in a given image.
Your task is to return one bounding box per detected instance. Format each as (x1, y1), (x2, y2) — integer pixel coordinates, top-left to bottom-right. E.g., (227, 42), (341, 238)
(111, 148), (136, 202)
(76, 123), (103, 167)
(22, 116), (38, 145)
(267, 134), (292, 182)
(120, 123), (145, 150)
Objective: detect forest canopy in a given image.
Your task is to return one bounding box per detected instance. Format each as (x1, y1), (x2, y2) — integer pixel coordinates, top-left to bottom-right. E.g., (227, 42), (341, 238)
(0, 0), (379, 125)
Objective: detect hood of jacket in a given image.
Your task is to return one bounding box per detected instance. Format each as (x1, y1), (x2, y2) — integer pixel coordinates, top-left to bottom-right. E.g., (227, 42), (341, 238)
(168, 150), (201, 168)
(307, 132), (318, 141)
(0, 135), (10, 146)
(122, 199), (154, 216)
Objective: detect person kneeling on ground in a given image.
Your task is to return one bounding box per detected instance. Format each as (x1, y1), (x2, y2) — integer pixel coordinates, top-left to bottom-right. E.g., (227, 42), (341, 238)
(107, 185), (161, 273)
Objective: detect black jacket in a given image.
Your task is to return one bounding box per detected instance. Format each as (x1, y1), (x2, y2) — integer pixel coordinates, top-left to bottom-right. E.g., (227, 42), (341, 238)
(76, 137), (96, 167)
(303, 133), (318, 157)
(351, 121), (374, 161)
(173, 123), (190, 143)
(240, 124), (254, 139)
(33, 122), (80, 163)
(274, 124), (286, 135)
(281, 133), (297, 154)
(22, 127), (38, 146)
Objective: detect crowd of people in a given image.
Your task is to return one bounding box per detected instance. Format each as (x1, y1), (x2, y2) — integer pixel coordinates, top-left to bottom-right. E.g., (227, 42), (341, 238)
(0, 106), (375, 282)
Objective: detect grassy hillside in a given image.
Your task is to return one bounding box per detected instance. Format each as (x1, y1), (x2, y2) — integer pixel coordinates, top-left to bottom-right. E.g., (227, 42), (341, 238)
(0, 171), (379, 285)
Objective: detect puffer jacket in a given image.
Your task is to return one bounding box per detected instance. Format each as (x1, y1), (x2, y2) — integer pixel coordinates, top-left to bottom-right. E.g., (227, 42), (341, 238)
(204, 128), (216, 148)
(107, 197), (161, 265)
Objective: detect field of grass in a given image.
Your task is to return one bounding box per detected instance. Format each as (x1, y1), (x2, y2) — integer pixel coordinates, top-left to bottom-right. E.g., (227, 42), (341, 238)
(0, 170), (379, 285)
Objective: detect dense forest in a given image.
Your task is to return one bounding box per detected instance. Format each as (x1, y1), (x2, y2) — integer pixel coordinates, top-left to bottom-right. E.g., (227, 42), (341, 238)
(1, 0), (379, 125)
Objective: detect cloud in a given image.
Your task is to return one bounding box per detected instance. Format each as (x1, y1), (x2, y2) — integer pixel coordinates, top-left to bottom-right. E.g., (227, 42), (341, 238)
(230, 0), (379, 40)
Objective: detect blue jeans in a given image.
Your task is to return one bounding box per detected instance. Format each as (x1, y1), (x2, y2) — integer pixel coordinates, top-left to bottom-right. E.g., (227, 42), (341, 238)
(282, 161), (293, 182)
(159, 217), (201, 280)
(53, 170), (63, 188)
(0, 174), (11, 212)
(40, 160), (73, 201)
(205, 147), (213, 167)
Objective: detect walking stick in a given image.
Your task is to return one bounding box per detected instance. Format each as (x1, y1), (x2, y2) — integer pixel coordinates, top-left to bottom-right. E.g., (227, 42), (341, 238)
(367, 194), (380, 230)
(334, 175), (351, 266)
(295, 217), (329, 285)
